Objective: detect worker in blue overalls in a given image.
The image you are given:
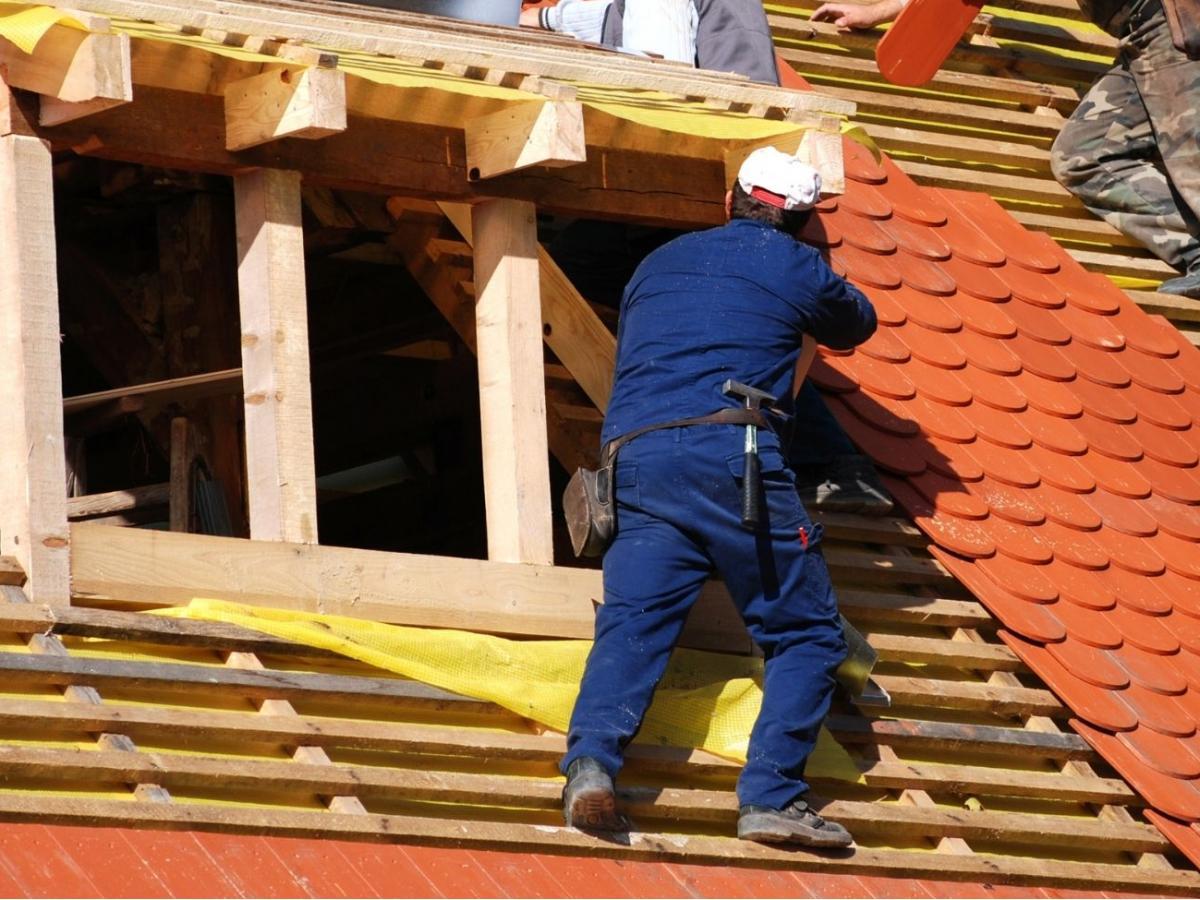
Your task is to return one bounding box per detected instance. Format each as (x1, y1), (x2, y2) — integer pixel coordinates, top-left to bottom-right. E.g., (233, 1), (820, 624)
(560, 148), (876, 847)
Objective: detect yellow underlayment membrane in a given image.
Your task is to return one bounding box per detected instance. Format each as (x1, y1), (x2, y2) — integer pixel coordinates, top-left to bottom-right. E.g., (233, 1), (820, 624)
(168, 598), (863, 784)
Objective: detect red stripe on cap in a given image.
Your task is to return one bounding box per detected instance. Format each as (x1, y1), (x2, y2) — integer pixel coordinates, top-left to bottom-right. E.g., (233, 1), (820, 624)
(750, 186), (788, 209)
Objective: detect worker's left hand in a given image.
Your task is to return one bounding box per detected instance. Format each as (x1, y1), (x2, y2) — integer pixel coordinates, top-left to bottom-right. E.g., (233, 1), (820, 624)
(811, 0), (904, 30)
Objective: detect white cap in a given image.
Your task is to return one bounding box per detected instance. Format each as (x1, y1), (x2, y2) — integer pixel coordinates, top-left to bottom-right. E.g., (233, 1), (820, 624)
(736, 147), (821, 212)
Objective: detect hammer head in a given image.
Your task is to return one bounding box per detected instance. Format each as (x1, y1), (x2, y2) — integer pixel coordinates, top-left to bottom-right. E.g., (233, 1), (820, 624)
(722, 379), (777, 409)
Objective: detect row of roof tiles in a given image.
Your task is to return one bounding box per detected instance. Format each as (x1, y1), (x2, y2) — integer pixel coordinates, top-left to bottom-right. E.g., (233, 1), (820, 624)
(807, 134), (1200, 867)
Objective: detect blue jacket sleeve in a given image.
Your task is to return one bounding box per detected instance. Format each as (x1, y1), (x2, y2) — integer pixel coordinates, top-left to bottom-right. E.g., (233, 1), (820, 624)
(799, 254), (877, 350)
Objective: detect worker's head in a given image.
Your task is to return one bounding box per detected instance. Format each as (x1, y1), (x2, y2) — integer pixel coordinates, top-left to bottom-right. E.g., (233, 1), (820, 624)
(725, 147), (821, 233)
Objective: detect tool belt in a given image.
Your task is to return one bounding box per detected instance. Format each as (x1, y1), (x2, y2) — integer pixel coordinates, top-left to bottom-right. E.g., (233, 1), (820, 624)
(563, 407), (771, 558)
(1163, 0), (1200, 57)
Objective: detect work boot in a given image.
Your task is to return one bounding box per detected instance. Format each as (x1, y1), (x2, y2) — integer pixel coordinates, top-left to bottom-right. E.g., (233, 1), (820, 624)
(795, 454), (893, 516)
(562, 757), (629, 832)
(1158, 268), (1200, 299)
(737, 798), (854, 848)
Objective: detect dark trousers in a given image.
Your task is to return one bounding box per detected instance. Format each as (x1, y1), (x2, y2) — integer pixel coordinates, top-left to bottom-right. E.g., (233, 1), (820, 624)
(561, 425), (847, 809)
(1051, 1), (1200, 272)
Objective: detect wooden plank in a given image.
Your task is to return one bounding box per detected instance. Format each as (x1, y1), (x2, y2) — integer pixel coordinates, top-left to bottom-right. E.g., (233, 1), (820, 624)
(836, 589), (993, 629)
(828, 716), (1091, 760)
(168, 417), (192, 533)
(0, 793), (1192, 893)
(812, 512), (927, 547)
(0, 133), (70, 605)
(0, 697), (734, 775)
(0, 26), (131, 125)
(868, 633), (1020, 671)
(439, 202), (616, 413)
(234, 168), (318, 544)
(471, 199), (553, 565)
(0, 603), (336, 656)
(224, 65), (346, 151)
(67, 524), (960, 653)
(62, 368), (244, 415)
(465, 101), (586, 181)
(824, 547), (954, 586)
(1128, 289), (1200, 322)
(66, 0), (855, 117)
(67, 484), (171, 519)
(42, 86), (727, 229)
(860, 760), (1137, 806)
(0, 651), (488, 710)
(871, 675), (1060, 716)
(0, 746), (1167, 853)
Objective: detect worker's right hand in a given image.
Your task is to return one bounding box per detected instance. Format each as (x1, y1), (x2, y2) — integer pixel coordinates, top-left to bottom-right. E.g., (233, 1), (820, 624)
(811, 0), (905, 30)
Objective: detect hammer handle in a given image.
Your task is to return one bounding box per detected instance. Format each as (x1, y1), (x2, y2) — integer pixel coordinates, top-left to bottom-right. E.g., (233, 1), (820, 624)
(741, 450), (761, 528)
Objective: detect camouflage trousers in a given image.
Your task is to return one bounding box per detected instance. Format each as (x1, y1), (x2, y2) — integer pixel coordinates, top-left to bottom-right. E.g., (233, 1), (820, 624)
(1050, 4), (1200, 273)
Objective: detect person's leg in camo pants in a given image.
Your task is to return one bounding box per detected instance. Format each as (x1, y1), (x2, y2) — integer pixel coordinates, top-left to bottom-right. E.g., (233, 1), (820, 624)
(1051, 3), (1200, 291)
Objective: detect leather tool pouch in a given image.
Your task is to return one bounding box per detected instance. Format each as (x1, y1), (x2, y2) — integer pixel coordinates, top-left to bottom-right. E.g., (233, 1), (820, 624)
(1164, 0), (1200, 58)
(563, 407), (772, 558)
(564, 462), (614, 558)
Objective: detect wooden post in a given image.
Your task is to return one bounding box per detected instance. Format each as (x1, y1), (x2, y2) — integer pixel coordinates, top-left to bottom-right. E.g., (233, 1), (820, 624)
(234, 168), (318, 544)
(0, 133), (70, 604)
(471, 199), (554, 565)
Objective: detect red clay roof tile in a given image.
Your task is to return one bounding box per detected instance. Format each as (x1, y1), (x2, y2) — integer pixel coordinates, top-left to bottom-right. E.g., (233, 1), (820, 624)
(1004, 635), (1137, 731)
(1050, 597), (1122, 646)
(1073, 721), (1200, 819)
(934, 549), (1065, 641)
(834, 245), (903, 289)
(895, 255), (957, 298)
(836, 209), (898, 255)
(878, 156), (949, 226)
(811, 167), (1200, 865)
(1136, 456), (1200, 503)
(1070, 375), (1137, 423)
(1046, 636), (1130, 690)
(840, 181), (893, 220)
(930, 191), (1006, 266)
(1144, 810), (1200, 870)
(800, 213), (841, 247)
(858, 326), (912, 363)
(809, 357), (857, 394)
(983, 513), (1054, 564)
(1005, 300), (1072, 346)
(1109, 607), (1180, 655)
(1124, 382), (1193, 430)
(1025, 483), (1101, 531)
(1074, 414), (1144, 462)
(940, 257), (1012, 303)
(938, 192), (1056, 271)
(919, 435), (982, 480)
(908, 358), (973, 406)
(879, 216), (951, 260)
(843, 137), (887, 185)
(1117, 644), (1189, 694)
(959, 329), (1022, 375)
(1040, 557), (1116, 610)
(1019, 409), (1088, 456)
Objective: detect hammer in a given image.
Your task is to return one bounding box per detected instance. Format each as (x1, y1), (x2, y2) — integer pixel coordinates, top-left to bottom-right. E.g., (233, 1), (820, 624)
(722, 379), (777, 529)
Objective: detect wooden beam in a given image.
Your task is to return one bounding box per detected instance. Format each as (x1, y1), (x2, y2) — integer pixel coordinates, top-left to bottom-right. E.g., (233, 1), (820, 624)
(224, 66), (346, 152)
(439, 204), (616, 412)
(0, 133), (70, 605)
(62, 369), (243, 415)
(168, 417), (193, 533)
(0, 558), (25, 587)
(0, 26), (131, 126)
(68, 524), (754, 654)
(465, 100), (586, 181)
(234, 169), (318, 544)
(42, 86), (726, 228)
(66, 483), (170, 520)
(471, 199), (553, 565)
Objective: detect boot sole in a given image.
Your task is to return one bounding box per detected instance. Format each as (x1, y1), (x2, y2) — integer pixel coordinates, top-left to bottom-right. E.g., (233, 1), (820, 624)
(565, 784), (626, 832)
(737, 814), (853, 848)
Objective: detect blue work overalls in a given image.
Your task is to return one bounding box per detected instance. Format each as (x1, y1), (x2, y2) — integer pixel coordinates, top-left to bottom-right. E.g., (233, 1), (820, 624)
(561, 217), (877, 809)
